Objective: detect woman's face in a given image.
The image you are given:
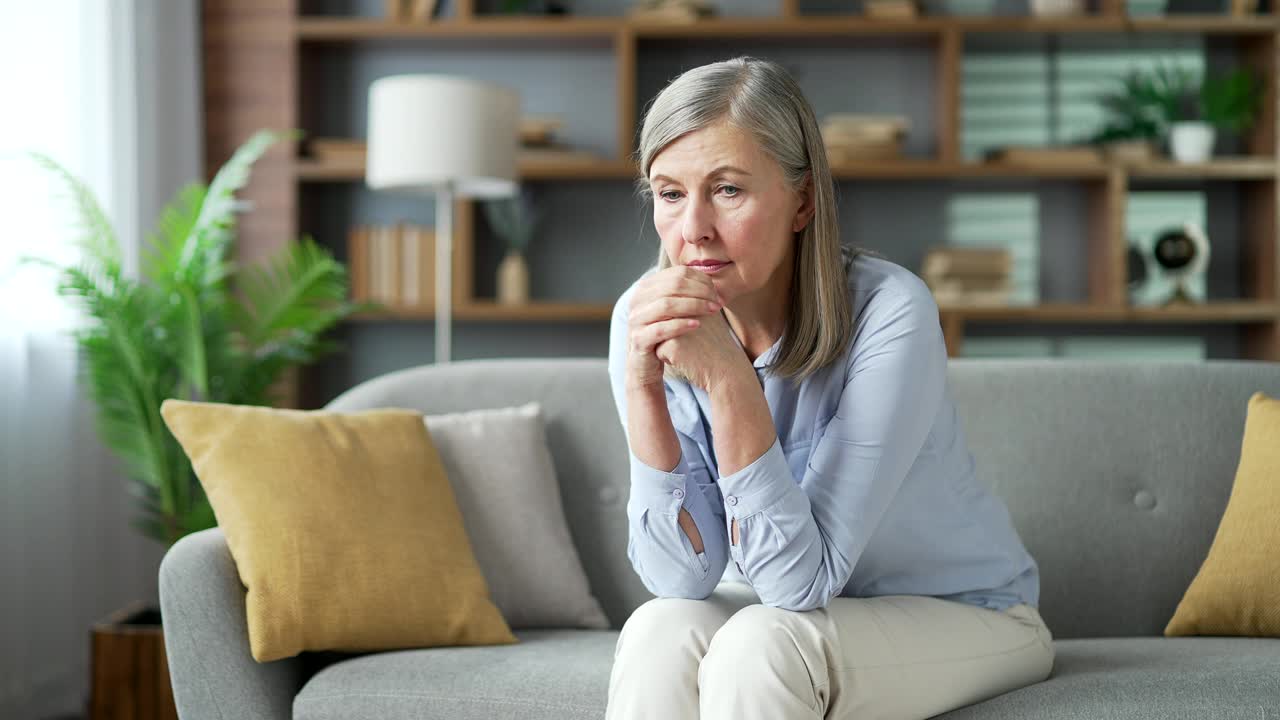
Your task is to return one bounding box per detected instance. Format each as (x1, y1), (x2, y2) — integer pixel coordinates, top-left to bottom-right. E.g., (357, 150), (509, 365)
(648, 121), (813, 304)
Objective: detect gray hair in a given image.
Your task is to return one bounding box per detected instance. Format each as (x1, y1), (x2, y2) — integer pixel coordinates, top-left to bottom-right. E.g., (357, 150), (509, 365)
(634, 56), (873, 382)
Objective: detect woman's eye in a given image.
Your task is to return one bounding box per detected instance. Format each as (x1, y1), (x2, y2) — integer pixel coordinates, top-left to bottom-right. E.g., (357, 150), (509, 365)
(719, 185), (740, 197)
(659, 190), (682, 202)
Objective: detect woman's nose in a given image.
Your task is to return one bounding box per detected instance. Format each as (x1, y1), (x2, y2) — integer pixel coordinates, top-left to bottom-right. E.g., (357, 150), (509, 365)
(680, 196), (713, 245)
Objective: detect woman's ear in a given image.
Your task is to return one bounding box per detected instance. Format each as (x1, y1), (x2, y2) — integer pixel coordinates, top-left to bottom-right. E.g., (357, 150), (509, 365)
(792, 171), (815, 233)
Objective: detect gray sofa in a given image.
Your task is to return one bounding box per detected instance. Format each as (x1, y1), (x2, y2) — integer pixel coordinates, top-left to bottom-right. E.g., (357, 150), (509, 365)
(159, 358), (1280, 720)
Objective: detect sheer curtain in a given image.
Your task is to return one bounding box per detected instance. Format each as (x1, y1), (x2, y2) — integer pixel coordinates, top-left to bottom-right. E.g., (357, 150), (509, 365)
(0, 3), (201, 718)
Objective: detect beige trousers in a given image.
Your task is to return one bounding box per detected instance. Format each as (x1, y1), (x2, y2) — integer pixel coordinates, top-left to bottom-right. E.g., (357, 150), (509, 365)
(606, 581), (1055, 720)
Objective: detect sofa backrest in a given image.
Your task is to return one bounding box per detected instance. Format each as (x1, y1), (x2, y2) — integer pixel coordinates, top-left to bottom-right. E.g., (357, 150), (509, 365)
(326, 357), (1280, 639)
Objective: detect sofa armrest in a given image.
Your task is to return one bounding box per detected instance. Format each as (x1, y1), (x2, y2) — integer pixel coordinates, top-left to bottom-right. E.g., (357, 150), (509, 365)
(159, 527), (304, 720)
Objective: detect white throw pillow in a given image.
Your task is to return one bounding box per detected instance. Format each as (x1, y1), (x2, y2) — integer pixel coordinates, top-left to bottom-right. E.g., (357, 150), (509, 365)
(424, 402), (610, 630)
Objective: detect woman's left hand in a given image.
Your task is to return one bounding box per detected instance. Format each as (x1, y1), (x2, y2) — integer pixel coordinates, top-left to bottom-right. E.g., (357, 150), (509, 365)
(654, 309), (751, 393)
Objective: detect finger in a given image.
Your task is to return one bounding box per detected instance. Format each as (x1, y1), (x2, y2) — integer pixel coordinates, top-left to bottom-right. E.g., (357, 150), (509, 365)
(630, 317), (700, 355)
(642, 265), (720, 304)
(630, 295), (720, 326)
(671, 266), (724, 302)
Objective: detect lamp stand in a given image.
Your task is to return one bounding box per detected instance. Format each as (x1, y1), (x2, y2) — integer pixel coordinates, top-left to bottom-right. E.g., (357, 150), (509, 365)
(435, 184), (453, 364)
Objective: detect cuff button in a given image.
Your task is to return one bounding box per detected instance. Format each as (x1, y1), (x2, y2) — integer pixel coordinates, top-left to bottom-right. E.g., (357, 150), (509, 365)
(673, 488), (685, 500)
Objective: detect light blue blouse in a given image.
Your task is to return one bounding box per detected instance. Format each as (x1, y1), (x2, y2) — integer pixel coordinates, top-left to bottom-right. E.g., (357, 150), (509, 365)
(606, 251), (1040, 613)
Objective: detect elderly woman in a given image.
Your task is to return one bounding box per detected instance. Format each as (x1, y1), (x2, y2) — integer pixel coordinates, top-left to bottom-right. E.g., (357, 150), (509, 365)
(605, 57), (1054, 720)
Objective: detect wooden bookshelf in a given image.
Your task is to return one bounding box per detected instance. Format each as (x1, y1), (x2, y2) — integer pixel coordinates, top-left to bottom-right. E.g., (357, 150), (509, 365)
(204, 0), (1280, 411)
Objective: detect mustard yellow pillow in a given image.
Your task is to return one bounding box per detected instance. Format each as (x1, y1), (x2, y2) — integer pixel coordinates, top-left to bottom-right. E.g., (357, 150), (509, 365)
(160, 399), (517, 662)
(1165, 391), (1280, 638)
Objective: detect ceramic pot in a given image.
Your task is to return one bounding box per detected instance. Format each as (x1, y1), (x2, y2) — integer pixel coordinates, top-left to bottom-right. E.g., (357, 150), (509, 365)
(497, 249), (529, 305)
(1169, 122), (1215, 164)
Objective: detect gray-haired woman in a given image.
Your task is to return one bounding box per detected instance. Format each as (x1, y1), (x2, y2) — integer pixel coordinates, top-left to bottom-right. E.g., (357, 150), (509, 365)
(605, 57), (1054, 719)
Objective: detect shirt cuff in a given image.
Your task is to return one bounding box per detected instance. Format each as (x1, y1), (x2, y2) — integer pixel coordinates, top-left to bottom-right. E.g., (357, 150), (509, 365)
(716, 437), (794, 518)
(628, 448), (693, 513)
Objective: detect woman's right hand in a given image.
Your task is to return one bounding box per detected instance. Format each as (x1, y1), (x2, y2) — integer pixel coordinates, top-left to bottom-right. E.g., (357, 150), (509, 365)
(625, 266), (724, 390)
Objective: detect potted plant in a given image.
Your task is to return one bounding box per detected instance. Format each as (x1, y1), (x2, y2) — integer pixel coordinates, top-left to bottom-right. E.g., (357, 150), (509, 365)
(1092, 64), (1262, 164)
(482, 187), (540, 305)
(1089, 67), (1169, 163)
(19, 128), (369, 719)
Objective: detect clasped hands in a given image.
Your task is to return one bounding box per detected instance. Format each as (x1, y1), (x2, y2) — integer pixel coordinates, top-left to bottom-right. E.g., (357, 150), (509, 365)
(625, 266), (752, 394)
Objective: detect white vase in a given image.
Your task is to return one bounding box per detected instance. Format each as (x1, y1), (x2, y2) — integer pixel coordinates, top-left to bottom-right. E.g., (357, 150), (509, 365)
(496, 249), (529, 305)
(1169, 122), (1215, 164)
(1030, 0), (1084, 16)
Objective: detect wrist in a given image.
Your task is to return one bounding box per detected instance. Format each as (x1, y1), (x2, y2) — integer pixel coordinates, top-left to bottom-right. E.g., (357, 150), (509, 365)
(706, 361), (758, 397)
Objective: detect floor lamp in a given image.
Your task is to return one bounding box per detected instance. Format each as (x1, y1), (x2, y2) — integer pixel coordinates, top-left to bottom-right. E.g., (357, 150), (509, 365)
(366, 75), (519, 364)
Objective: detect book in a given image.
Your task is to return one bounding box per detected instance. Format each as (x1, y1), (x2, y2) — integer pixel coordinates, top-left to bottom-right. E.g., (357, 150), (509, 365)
(374, 224), (397, 306)
(401, 222), (418, 308)
(310, 138), (366, 166)
(865, 0), (919, 19)
(518, 147), (605, 164)
(408, 0), (439, 22)
(349, 226), (370, 302)
(931, 287), (1015, 306)
(922, 247), (1012, 277)
(925, 275), (1012, 294)
(416, 227), (436, 309)
(984, 145), (1101, 166)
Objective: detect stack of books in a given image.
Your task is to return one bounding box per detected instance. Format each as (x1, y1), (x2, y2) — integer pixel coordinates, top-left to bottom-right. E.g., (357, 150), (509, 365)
(627, 0), (716, 22)
(518, 116), (601, 165)
(348, 223), (437, 309)
(921, 246), (1014, 306)
(385, 0), (439, 22)
(821, 114), (909, 163)
(308, 138), (366, 169)
(863, 0), (919, 19)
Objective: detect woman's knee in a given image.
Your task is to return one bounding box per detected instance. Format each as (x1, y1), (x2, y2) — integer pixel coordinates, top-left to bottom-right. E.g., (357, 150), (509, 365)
(700, 604), (825, 685)
(616, 597), (736, 662)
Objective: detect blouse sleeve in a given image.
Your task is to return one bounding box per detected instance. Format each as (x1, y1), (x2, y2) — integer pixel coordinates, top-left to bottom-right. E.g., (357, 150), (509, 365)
(715, 284), (948, 611)
(607, 281), (730, 600)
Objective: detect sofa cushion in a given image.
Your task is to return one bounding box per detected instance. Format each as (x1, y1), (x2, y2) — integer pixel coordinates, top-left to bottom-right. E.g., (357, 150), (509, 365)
(293, 629), (616, 720)
(159, 399), (516, 663)
(1165, 391), (1280, 638)
(293, 633), (1280, 720)
(424, 402), (610, 630)
(937, 637), (1280, 719)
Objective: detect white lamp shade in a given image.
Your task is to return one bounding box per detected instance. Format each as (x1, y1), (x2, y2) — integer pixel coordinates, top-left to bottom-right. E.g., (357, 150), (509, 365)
(366, 75), (520, 198)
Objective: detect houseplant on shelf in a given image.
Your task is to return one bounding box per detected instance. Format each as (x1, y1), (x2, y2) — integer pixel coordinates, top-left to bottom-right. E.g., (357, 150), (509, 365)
(483, 186), (540, 305)
(19, 128), (368, 720)
(1092, 63), (1262, 164)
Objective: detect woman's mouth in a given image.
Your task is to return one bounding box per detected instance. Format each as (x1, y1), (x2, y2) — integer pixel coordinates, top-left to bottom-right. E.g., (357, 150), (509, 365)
(688, 261), (731, 274)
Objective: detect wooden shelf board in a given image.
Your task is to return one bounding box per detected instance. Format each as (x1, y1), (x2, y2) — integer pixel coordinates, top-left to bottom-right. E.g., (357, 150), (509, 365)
(941, 301), (1280, 323)
(299, 157), (1275, 182)
(1126, 157), (1278, 179)
(349, 300), (614, 322)
(295, 14), (1279, 41)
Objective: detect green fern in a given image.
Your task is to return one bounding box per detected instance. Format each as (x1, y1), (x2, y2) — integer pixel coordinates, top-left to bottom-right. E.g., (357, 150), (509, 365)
(21, 128), (368, 547)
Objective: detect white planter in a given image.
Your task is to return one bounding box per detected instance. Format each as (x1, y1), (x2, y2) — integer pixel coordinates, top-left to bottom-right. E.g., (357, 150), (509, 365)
(496, 249), (529, 305)
(1030, 0), (1084, 15)
(1169, 122), (1215, 164)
